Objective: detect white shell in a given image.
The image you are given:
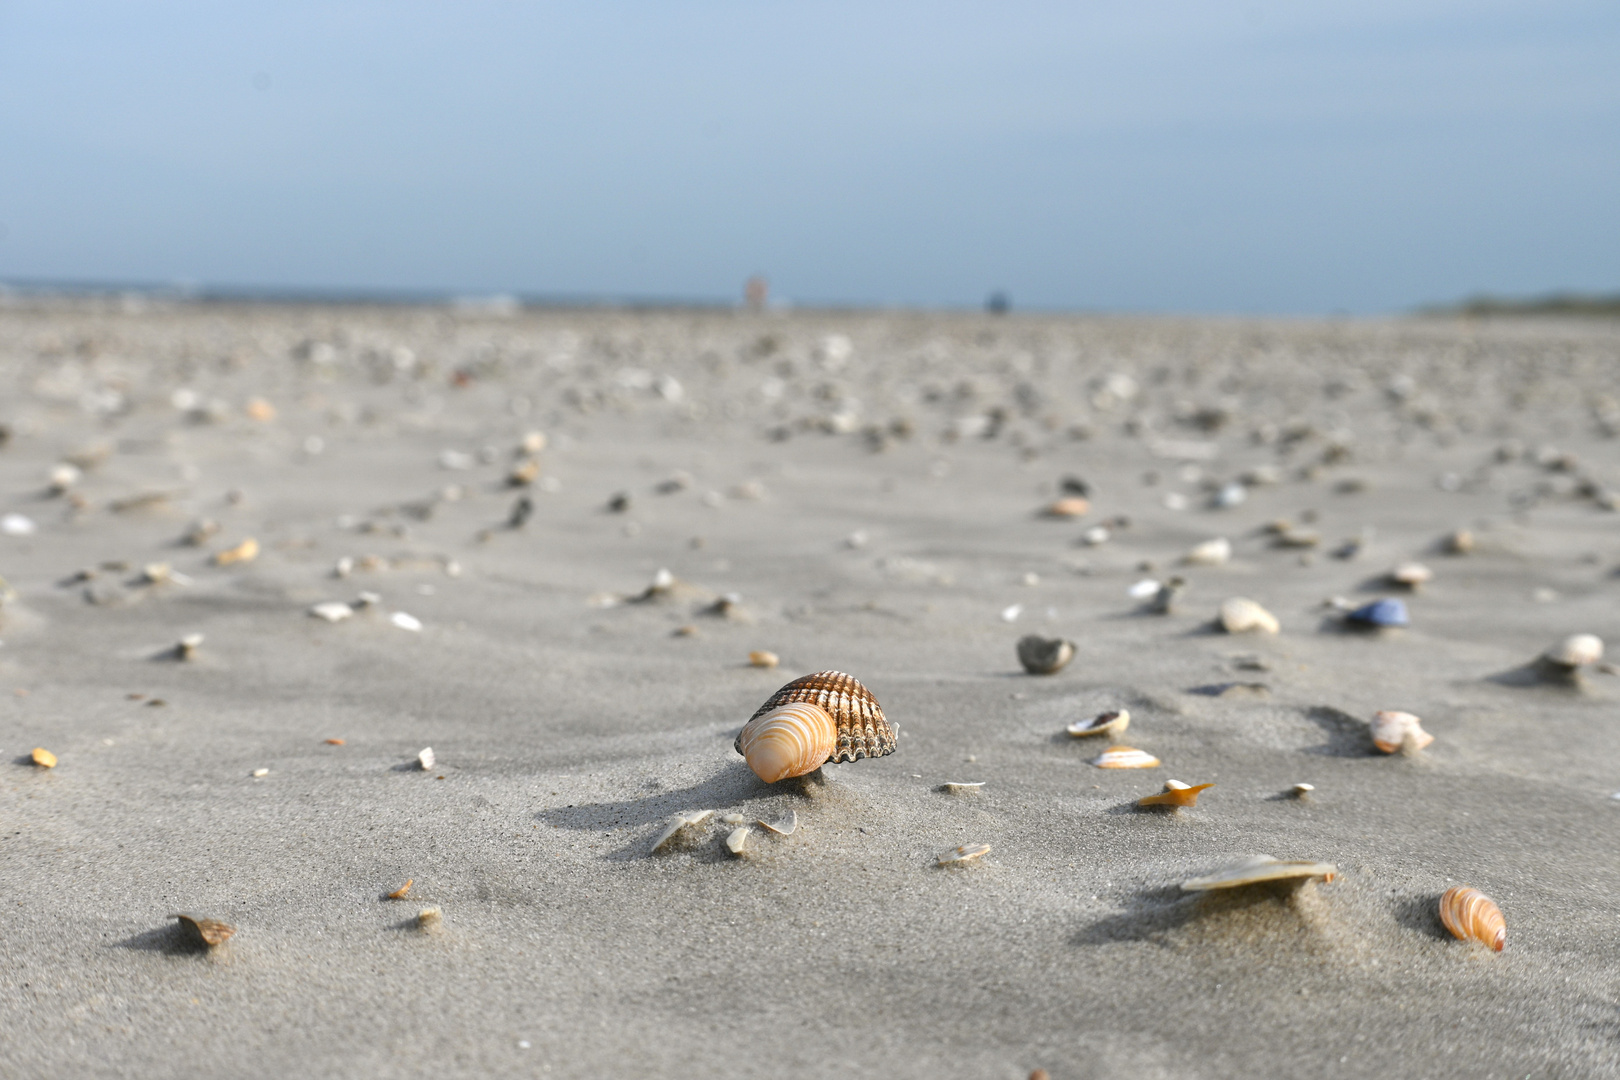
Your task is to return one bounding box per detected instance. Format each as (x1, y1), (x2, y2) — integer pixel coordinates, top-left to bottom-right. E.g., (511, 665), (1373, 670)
(1391, 561), (1433, 586)
(1544, 633), (1603, 668)
(936, 843), (991, 866)
(417, 747), (435, 770)
(1090, 745), (1160, 769)
(941, 781), (985, 794)
(1067, 709), (1130, 738)
(391, 611), (423, 632)
(650, 809), (714, 853)
(721, 813), (747, 825)
(725, 827), (751, 855)
(1219, 597), (1279, 635)
(756, 810), (798, 836)
(1183, 537), (1232, 566)
(310, 601), (354, 622)
(1291, 783), (1315, 796)
(1181, 855), (1337, 891)
(1369, 710), (1433, 754)
(416, 906), (443, 930)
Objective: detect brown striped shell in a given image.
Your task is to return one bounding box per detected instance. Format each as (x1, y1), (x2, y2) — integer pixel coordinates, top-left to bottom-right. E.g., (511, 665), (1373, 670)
(735, 670), (895, 768)
(1439, 885), (1505, 951)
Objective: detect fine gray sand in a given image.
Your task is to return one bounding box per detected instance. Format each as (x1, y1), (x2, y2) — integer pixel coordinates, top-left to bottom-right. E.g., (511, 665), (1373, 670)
(2, 301), (1618, 1079)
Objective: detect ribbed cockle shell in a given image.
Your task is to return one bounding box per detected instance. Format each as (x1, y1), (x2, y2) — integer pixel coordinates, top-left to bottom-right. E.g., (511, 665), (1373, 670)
(1439, 885), (1505, 951)
(735, 671), (895, 782)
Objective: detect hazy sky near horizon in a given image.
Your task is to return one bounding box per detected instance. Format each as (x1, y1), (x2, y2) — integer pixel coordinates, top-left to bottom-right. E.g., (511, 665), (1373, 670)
(1, 2), (1616, 314)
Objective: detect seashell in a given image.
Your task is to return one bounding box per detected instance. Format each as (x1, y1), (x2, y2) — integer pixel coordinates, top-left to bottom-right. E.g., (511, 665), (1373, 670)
(1444, 529), (1475, 555)
(757, 810), (798, 836)
(416, 906), (442, 931)
(941, 781), (984, 794)
(1346, 598), (1408, 628)
(650, 809), (713, 853)
(213, 538), (259, 566)
(520, 430), (548, 455)
(725, 827), (751, 856)
(1370, 710), (1433, 754)
(1290, 782), (1315, 798)
(1211, 481), (1246, 509)
(936, 843), (991, 866)
(1080, 525), (1110, 545)
(1017, 635), (1075, 675)
(1219, 597), (1279, 635)
(1439, 885), (1505, 951)
(31, 747), (57, 768)
(252, 768), (269, 778)
(1138, 780), (1213, 808)
(735, 671), (895, 782)
(48, 462), (82, 493)
(245, 397), (277, 421)
(324, 738), (345, 745)
(1090, 745), (1159, 769)
(417, 747), (435, 771)
(1067, 709), (1129, 738)
(391, 611), (423, 632)
(387, 879), (413, 899)
(748, 650), (779, 669)
(176, 633), (204, 660)
(1542, 633), (1603, 669)
(174, 913), (236, 947)
(183, 519), (221, 547)
(508, 458), (541, 487)
(1044, 497), (1090, 518)
(1181, 855), (1337, 891)
(1127, 579), (1162, 601)
(310, 601), (354, 622)
(1390, 562), (1433, 588)
(1183, 537), (1231, 566)
(1273, 527), (1320, 549)
(721, 812), (747, 825)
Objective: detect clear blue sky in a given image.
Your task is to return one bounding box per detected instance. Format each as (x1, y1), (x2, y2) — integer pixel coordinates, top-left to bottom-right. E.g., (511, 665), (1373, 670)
(1, 1), (1616, 313)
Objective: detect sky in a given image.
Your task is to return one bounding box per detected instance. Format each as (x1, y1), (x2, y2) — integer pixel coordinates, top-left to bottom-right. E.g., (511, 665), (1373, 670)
(0, 1), (1616, 314)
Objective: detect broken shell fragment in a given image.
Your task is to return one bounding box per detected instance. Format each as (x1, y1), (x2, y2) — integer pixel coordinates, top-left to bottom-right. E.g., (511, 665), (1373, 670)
(1183, 537), (1232, 566)
(725, 827), (751, 856)
(416, 907), (443, 931)
(213, 538), (259, 566)
(941, 781), (985, 794)
(748, 650), (780, 669)
(387, 879), (413, 900)
(1290, 783), (1315, 798)
(1138, 780), (1213, 808)
(1091, 745), (1159, 769)
(936, 843), (991, 866)
(1370, 710), (1433, 754)
(735, 670), (895, 782)
(508, 458), (541, 487)
(417, 747), (435, 771)
(174, 913), (236, 947)
(1439, 885), (1505, 951)
(757, 810), (798, 836)
(309, 601), (354, 622)
(1181, 855), (1337, 891)
(650, 809), (714, 853)
(1016, 635), (1076, 675)
(1067, 709), (1129, 739)
(1043, 497), (1090, 518)
(1219, 597), (1279, 635)
(31, 747), (57, 768)
(176, 633), (204, 660)
(1390, 562), (1433, 588)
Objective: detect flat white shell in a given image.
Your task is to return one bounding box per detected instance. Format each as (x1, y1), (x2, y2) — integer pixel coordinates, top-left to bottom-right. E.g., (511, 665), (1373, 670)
(1180, 855), (1337, 892)
(936, 843), (991, 866)
(309, 601), (354, 622)
(417, 747), (435, 770)
(1090, 745), (1159, 769)
(1184, 537), (1232, 566)
(941, 781), (985, 794)
(650, 809), (714, 853)
(391, 611), (423, 632)
(725, 827), (751, 855)
(757, 810), (798, 836)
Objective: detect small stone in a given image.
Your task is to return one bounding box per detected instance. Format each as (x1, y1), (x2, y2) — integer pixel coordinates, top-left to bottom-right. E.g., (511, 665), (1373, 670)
(391, 611), (423, 632)
(1016, 635), (1075, 675)
(309, 601), (354, 622)
(1219, 597), (1279, 635)
(177, 633), (204, 660)
(1346, 598), (1408, 628)
(174, 914), (236, 947)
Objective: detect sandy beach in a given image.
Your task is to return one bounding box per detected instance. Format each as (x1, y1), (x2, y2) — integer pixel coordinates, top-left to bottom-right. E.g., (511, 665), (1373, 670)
(2, 300), (1618, 1079)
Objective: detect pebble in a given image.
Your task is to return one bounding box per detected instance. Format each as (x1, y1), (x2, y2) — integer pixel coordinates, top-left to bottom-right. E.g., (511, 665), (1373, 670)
(1346, 598), (1409, 628)
(309, 602), (354, 622)
(391, 612), (423, 632)
(1183, 537), (1231, 566)
(748, 650), (779, 668)
(417, 747), (435, 771)
(1, 513), (38, 536)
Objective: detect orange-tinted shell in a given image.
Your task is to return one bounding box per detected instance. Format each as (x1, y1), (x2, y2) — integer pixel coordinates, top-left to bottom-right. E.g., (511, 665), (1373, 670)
(1139, 781), (1214, 808)
(736, 670), (895, 766)
(1439, 885), (1505, 951)
(737, 702), (838, 783)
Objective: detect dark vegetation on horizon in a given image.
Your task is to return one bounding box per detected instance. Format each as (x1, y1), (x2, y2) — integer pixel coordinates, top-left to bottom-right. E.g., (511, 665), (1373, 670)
(1422, 292), (1620, 318)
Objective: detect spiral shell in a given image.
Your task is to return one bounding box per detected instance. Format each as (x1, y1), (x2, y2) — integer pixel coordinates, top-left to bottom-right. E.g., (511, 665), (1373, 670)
(1439, 885), (1505, 951)
(736, 702), (838, 783)
(1370, 710), (1433, 754)
(736, 670), (895, 777)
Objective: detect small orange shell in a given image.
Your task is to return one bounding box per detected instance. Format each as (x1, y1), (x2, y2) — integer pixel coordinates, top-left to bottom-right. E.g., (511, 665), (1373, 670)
(1044, 497), (1090, 518)
(174, 913), (236, 947)
(736, 670), (895, 767)
(1439, 885), (1505, 951)
(1091, 745), (1160, 769)
(214, 538), (259, 566)
(31, 747), (57, 768)
(737, 702), (838, 783)
(1139, 780), (1213, 808)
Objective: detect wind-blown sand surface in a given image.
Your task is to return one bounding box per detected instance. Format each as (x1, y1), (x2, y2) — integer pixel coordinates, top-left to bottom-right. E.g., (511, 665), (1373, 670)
(1, 301), (1618, 1079)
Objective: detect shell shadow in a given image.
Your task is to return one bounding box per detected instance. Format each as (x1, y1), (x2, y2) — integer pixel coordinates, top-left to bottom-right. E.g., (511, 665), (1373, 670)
(1302, 706), (1378, 757)
(1186, 681), (1270, 698)
(114, 922), (213, 956)
(1316, 615), (1400, 637)
(1392, 893), (1451, 941)
(1073, 880), (1322, 946)
(1486, 663), (1587, 692)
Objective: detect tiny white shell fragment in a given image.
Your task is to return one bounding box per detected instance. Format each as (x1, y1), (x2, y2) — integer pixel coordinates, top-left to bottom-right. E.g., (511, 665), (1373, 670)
(1127, 579), (1161, 600)
(650, 809), (714, 853)
(1184, 537), (1231, 566)
(936, 843), (991, 866)
(941, 781), (985, 794)
(1292, 783), (1316, 796)
(1000, 604), (1023, 623)
(757, 810), (798, 836)
(416, 906), (443, 930)
(391, 611), (423, 632)
(1219, 597), (1279, 635)
(1163, 779), (1191, 790)
(725, 827), (751, 855)
(1, 513), (38, 536)
(417, 747), (435, 771)
(310, 601), (354, 622)
(1391, 561), (1433, 587)
(252, 768), (269, 778)
(721, 813), (748, 825)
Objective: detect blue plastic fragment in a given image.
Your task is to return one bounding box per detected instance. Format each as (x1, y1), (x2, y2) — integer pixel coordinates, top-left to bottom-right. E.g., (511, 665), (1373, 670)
(1348, 598), (1409, 627)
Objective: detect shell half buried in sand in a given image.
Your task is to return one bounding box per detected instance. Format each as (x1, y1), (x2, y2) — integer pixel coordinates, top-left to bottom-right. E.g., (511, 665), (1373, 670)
(734, 670), (895, 783)
(1068, 709), (1130, 739)
(936, 843), (991, 866)
(1438, 885), (1505, 951)
(1090, 745), (1159, 769)
(1180, 855), (1337, 892)
(1139, 780), (1213, 808)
